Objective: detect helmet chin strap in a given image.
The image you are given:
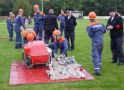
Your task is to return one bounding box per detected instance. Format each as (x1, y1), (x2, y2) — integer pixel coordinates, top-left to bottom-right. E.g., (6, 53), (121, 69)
(55, 35), (61, 41)
(55, 35), (57, 41)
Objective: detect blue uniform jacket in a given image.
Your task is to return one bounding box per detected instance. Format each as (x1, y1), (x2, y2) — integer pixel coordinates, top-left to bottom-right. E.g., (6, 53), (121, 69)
(14, 16), (25, 32)
(34, 12), (44, 27)
(7, 18), (13, 28)
(58, 15), (65, 25)
(54, 37), (68, 55)
(87, 22), (106, 46)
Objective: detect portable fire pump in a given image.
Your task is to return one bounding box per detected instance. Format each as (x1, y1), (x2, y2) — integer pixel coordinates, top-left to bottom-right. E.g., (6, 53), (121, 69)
(21, 27), (52, 68)
(22, 41), (52, 68)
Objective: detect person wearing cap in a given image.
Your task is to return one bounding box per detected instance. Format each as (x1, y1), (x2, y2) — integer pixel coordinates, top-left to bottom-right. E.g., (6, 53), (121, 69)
(6, 12), (14, 41)
(65, 10), (77, 51)
(106, 7), (124, 65)
(48, 30), (68, 57)
(87, 11), (106, 75)
(33, 4), (44, 40)
(44, 9), (58, 44)
(21, 27), (36, 44)
(14, 9), (25, 49)
(57, 10), (66, 35)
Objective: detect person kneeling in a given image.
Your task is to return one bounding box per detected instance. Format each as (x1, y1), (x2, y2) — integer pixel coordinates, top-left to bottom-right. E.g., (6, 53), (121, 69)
(49, 30), (68, 58)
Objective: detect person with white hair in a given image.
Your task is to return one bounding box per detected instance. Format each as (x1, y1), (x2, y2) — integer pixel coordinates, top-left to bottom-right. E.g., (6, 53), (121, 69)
(44, 9), (58, 44)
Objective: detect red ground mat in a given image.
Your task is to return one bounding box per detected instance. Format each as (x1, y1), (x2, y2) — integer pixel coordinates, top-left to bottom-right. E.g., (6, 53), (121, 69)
(9, 62), (94, 85)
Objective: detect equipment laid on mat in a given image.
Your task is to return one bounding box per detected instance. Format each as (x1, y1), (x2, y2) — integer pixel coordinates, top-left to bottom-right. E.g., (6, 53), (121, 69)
(22, 37), (86, 79)
(46, 55), (86, 80)
(9, 61), (94, 85)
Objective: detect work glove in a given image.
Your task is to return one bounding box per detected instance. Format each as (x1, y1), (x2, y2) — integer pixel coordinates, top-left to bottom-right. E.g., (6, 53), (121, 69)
(54, 54), (58, 59)
(45, 44), (48, 47)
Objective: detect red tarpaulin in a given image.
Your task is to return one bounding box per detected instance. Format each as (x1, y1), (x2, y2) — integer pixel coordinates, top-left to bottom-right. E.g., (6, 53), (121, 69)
(9, 62), (94, 85)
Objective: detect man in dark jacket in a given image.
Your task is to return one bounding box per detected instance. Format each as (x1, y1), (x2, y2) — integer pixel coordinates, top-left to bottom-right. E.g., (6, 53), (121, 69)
(106, 7), (124, 65)
(44, 9), (58, 44)
(65, 10), (77, 50)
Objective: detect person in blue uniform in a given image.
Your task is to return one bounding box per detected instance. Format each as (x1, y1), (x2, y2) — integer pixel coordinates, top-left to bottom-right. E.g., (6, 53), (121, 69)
(33, 4), (44, 40)
(87, 12), (106, 75)
(49, 30), (68, 57)
(6, 12), (14, 41)
(14, 9), (25, 49)
(65, 10), (77, 50)
(58, 10), (65, 35)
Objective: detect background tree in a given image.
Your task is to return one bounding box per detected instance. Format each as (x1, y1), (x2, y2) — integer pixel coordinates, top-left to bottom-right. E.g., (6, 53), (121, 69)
(0, 0), (124, 16)
(12, 0), (32, 17)
(0, 0), (13, 16)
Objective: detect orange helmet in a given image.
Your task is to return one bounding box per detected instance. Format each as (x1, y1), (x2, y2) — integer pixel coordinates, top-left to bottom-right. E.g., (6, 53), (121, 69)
(88, 11), (96, 19)
(27, 33), (34, 42)
(23, 29), (36, 39)
(53, 30), (61, 36)
(33, 4), (39, 9)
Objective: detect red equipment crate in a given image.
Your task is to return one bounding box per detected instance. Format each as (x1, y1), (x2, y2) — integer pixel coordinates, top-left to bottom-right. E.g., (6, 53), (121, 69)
(24, 41), (49, 64)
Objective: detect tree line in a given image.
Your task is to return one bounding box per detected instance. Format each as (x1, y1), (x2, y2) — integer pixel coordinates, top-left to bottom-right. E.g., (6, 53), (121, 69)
(0, 0), (124, 16)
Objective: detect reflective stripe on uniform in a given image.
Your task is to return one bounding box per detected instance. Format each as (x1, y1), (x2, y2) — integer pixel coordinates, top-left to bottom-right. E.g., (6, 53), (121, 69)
(94, 68), (100, 70)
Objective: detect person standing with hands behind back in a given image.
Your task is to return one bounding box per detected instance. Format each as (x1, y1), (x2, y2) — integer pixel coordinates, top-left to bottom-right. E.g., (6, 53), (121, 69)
(14, 9), (25, 49)
(106, 7), (124, 65)
(44, 9), (58, 44)
(65, 10), (77, 51)
(58, 10), (65, 35)
(7, 12), (14, 41)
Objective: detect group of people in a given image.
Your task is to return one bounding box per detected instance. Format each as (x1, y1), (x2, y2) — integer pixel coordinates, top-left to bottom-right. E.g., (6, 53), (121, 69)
(87, 7), (124, 75)
(6, 4), (77, 56)
(7, 11), (32, 42)
(6, 5), (124, 76)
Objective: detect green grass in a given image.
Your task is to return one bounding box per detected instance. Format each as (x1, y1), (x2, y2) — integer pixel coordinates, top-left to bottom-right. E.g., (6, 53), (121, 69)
(0, 19), (124, 90)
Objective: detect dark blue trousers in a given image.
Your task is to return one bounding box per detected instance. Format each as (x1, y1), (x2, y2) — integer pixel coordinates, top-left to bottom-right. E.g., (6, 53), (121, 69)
(34, 25), (43, 40)
(92, 42), (103, 73)
(111, 37), (124, 63)
(15, 31), (22, 48)
(7, 26), (13, 39)
(60, 23), (65, 35)
(44, 31), (54, 44)
(65, 29), (75, 50)
(48, 43), (67, 56)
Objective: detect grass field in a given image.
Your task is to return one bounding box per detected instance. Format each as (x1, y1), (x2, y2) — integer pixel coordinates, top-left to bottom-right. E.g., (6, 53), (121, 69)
(0, 19), (124, 90)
